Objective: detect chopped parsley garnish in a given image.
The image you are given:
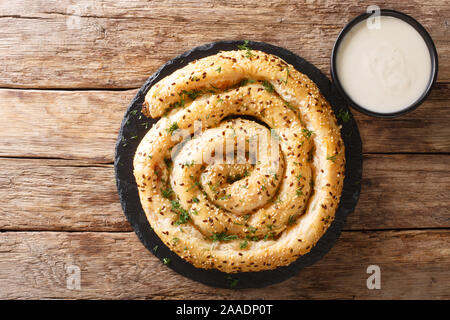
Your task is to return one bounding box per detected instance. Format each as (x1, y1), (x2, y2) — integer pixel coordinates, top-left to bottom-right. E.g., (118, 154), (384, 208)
(288, 215), (296, 225)
(181, 89), (203, 100)
(172, 237), (179, 245)
(247, 226), (257, 233)
(215, 66), (222, 73)
(285, 102), (296, 112)
(192, 197), (200, 204)
(184, 160), (195, 167)
(153, 245), (158, 252)
(243, 214), (250, 221)
(296, 188), (304, 197)
(337, 108), (351, 123)
(240, 240), (248, 249)
(163, 258), (171, 265)
(296, 173), (303, 181)
(327, 154), (337, 162)
(282, 67), (290, 84)
(166, 122), (179, 135)
(262, 80), (274, 93)
(219, 194), (231, 200)
(237, 78), (255, 87)
(160, 187), (174, 199)
(302, 128), (314, 139)
(226, 276), (239, 289)
(237, 40), (254, 58)
(172, 97), (185, 109)
(170, 200), (190, 225)
(237, 40), (251, 50)
(211, 232), (238, 242)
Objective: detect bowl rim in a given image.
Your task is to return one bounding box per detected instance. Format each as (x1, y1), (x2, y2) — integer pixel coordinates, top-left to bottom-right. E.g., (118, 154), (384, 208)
(330, 8), (439, 118)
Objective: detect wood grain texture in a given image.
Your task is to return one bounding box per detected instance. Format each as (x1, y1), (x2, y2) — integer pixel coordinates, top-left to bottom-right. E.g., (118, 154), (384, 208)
(0, 0), (448, 89)
(0, 230), (448, 299)
(1, 155), (448, 232)
(1, 0), (449, 300)
(0, 83), (448, 163)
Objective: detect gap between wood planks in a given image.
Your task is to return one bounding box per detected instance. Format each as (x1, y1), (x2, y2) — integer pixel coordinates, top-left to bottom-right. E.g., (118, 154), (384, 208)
(0, 81), (448, 92)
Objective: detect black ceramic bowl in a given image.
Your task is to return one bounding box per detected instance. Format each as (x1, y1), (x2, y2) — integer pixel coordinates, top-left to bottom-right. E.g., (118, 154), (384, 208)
(331, 9), (438, 118)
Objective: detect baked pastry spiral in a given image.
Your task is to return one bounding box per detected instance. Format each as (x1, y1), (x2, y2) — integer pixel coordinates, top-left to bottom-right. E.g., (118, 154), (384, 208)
(134, 49), (345, 273)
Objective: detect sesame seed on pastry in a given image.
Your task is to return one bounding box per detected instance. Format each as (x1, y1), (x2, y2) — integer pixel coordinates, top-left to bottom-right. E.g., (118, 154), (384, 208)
(134, 49), (345, 273)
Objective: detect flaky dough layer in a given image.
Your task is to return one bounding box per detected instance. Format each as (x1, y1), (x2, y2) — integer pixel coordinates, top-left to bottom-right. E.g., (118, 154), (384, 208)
(134, 49), (345, 273)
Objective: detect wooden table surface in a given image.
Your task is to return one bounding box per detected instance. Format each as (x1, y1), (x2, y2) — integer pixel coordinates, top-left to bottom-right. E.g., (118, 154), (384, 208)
(0, 0), (449, 300)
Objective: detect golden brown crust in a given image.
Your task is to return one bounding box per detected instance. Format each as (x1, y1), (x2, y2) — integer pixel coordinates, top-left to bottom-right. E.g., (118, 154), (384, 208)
(134, 50), (345, 273)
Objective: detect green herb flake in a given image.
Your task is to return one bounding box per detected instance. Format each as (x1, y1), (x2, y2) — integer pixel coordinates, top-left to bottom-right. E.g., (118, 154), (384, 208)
(170, 200), (191, 225)
(248, 226), (257, 234)
(219, 194), (231, 200)
(302, 128), (314, 139)
(181, 89), (203, 100)
(184, 160), (195, 167)
(160, 187), (174, 199)
(237, 40), (254, 58)
(226, 276), (239, 289)
(240, 240), (248, 249)
(166, 122), (179, 135)
(262, 80), (274, 93)
(163, 258), (171, 265)
(288, 215), (296, 225)
(337, 108), (351, 123)
(282, 67), (290, 84)
(211, 232), (239, 242)
(327, 154), (337, 163)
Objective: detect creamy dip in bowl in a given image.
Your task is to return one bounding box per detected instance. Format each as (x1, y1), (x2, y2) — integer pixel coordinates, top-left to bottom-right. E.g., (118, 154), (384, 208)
(331, 9), (438, 118)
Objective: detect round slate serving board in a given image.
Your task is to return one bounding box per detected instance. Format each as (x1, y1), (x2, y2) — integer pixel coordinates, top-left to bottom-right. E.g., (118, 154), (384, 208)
(114, 40), (363, 289)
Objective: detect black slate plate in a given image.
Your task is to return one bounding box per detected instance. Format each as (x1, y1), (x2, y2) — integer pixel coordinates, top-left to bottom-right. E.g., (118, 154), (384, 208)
(114, 40), (363, 289)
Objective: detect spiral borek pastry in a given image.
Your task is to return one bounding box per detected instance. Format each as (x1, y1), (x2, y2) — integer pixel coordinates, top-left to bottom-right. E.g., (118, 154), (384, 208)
(134, 49), (345, 273)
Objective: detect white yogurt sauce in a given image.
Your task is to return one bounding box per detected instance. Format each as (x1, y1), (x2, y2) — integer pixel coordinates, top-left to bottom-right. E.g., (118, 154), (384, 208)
(336, 16), (432, 114)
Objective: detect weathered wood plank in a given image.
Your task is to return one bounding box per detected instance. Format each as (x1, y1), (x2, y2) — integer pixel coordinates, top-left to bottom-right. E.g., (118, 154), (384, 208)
(1, 155), (448, 231)
(0, 89), (136, 163)
(0, 0), (448, 88)
(0, 84), (448, 163)
(0, 230), (448, 299)
(355, 82), (450, 153)
(348, 154), (450, 230)
(0, 159), (129, 232)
